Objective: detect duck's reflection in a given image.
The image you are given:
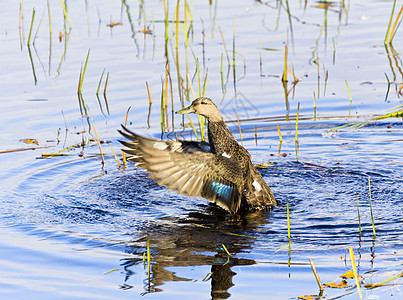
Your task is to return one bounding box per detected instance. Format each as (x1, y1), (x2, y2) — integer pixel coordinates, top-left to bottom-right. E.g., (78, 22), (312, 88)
(121, 207), (270, 299)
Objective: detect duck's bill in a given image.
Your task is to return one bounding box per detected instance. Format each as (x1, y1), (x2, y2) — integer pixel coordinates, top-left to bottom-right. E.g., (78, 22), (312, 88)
(176, 105), (195, 114)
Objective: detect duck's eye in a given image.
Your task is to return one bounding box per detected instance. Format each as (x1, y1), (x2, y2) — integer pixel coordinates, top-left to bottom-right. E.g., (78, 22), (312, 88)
(201, 101), (207, 105)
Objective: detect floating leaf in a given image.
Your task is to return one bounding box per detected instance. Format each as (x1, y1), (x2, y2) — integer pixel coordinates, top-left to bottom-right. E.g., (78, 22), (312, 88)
(107, 22), (122, 28)
(341, 270), (361, 279)
(298, 295), (320, 300)
(19, 138), (39, 145)
(324, 280), (349, 288)
(139, 29), (152, 34)
(313, 3), (335, 9)
(254, 162), (272, 169)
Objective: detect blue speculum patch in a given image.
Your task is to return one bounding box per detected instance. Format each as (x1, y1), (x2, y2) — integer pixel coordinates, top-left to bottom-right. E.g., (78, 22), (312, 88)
(212, 181), (232, 200)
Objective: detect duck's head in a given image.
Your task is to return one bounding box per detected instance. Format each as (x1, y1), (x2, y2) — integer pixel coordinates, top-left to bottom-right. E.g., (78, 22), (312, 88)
(176, 97), (223, 122)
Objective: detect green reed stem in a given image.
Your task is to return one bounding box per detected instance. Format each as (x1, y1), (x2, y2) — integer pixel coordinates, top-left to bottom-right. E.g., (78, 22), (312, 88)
(103, 72), (110, 114)
(259, 41), (262, 77)
(282, 30), (289, 83)
(196, 59), (205, 141)
(160, 80), (165, 133)
(164, 64), (169, 131)
(202, 70), (208, 97)
(222, 244), (231, 256)
(96, 69), (106, 95)
(47, 0), (52, 37)
(27, 8), (35, 46)
(282, 45), (288, 83)
(366, 273), (403, 289)
(384, 73), (391, 102)
(316, 53), (320, 96)
(235, 110), (243, 146)
(163, 0), (168, 58)
(175, 0), (180, 50)
(232, 17), (236, 87)
(277, 122), (283, 143)
(27, 45), (37, 85)
(345, 80), (352, 117)
(59, 0), (71, 29)
(220, 53), (224, 92)
(78, 49), (90, 94)
(147, 234), (151, 285)
(147, 234), (151, 267)
(332, 37), (336, 64)
(385, 0), (397, 44)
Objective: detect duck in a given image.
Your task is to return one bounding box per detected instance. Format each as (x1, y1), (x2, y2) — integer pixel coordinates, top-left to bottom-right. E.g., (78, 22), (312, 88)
(118, 97), (277, 214)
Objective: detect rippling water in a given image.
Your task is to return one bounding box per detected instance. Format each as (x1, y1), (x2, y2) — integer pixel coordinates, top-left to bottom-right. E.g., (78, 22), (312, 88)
(1, 0), (403, 299)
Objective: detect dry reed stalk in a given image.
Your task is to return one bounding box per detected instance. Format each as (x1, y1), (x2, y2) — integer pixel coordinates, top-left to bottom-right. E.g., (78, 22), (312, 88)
(313, 91), (317, 120)
(295, 103), (300, 143)
(349, 247), (363, 300)
(309, 258), (324, 293)
(218, 25), (230, 65)
(277, 122), (282, 142)
(165, 63), (170, 131)
(88, 111), (105, 167)
(185, 73), (200, 141)
(108, 143), (121, 168)
(146, 81), (152, 104)
(122, 106), (131, 166)
(234, 110), (243, 146)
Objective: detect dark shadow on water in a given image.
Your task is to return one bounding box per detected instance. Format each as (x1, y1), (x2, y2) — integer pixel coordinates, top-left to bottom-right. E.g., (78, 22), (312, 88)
(120, 208), (270, 298)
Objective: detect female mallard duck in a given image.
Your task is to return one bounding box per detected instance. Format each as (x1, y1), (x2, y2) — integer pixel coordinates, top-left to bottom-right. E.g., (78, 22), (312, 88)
(118, 97), (277, 214)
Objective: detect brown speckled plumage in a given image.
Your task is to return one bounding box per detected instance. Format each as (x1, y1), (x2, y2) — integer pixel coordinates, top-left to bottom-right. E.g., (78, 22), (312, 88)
(118, 97), (277, 214)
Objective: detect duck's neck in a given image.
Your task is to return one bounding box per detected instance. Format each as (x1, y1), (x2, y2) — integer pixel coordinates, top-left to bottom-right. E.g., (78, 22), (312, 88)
(207, 120), (237, 154)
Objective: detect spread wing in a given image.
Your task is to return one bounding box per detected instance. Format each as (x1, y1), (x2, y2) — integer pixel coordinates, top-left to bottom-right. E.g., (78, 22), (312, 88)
(118, 126), (243, 213)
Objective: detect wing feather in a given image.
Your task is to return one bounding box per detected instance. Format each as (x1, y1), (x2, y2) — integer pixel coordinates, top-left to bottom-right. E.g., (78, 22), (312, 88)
(118, 126), (243, 213)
